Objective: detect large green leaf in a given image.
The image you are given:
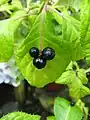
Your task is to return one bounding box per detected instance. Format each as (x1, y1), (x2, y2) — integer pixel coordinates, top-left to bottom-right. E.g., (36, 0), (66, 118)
(51, 8), (82, 61)
(15, 11), (71, 87)
(56, 62), (90, 99)
(0, 10), (25, 62)
(80, 0), (90, 64)
(0, 112), (41, 120)
(54, 97), (83, 120)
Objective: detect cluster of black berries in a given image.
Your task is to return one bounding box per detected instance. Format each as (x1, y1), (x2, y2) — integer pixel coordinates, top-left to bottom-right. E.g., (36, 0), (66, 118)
(29, 47), (55, 69)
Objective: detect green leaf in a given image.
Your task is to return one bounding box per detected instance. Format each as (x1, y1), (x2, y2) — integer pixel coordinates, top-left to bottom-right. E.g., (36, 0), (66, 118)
(54, 97), (83, 120)
(0, 19), (14, 62)
(56, 62), (90, 99)
(53, 0), (81, 11)
(77, 69), (88, 84)
(0, 0), (8, 5)
(15, 11), (71, 87)
(62, 10), (82, 60)
(0, 0), (23, 13)
(69, 80), (90, 100)
(0, 112), (41, 120)
(76, 99), (89, 120)
(47, 116), (56, 120)
(56, 70), (75, 85)
(11, 0), (23, 10)
(80, 0), (90, 64)
(0, 10), (25, 62)
(51, 8), (83, 61)
(14, 15), (37, 44)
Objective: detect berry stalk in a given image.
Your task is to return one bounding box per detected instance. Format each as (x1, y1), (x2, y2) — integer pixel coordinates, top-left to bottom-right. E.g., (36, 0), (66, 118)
(39, 0), (48, 55)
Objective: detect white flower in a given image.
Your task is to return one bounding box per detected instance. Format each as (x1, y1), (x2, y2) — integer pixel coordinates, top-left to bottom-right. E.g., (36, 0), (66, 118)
(0, 57), (24, 87)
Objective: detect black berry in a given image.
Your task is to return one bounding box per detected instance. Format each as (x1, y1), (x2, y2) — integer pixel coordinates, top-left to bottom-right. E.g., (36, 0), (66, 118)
(86, 72), (90, 79)
(29, 47), (39, 58)
(33, 57), (46, 69)
(70, 101), (75, 106)
(88, 111), (90, 118)
(72, 65), (77, 71)
(8, 0), (12, 4)
(42, 47), (55, 60)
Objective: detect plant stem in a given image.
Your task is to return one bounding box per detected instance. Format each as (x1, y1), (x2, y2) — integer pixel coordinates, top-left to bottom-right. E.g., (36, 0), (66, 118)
(14, 8), (39, 20)
(53, 0), (60, 6)
(39, 0), (48, 55)
(14, 81), (25, 105)
(26, 0), (31, 8)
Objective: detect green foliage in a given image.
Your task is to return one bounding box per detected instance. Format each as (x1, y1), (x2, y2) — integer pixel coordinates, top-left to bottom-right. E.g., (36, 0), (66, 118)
(15, 11), (71, 87)
(0, 19), (14, 62)
(76, 99), (89, 120)
(52, 8), (82, 60)
(80, 0), (90, 64)
(0, 0), (23, 13)
(0, 0), (90, 118)
(56, 62), (90, 100)
(53, 0), (81, 11)
(54, 97), (83, 120)
(0, 0), (84, 87)
(15, 4), (83, 87)
(0, 10), (25, 62)
(47, 116), (56, 120)
(0, 0), (8, 5)
(0, 112), (41, 120)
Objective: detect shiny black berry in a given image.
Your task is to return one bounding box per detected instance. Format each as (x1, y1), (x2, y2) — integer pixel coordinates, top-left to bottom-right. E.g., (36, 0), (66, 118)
(29, 47), (39, 58)
(70, 101), (75, 106)
(42, 47), (55, 60)
(86, 72), (90, 79)
(33, 57), (46, 69)
(88, 111), (90, 119)
(8, 0), (12, 4)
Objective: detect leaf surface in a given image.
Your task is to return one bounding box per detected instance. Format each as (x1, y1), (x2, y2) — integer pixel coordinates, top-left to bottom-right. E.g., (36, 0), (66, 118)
(0, 112), (41, 120)
(15, 11), (71, 87)
(54, 97), (83, 120)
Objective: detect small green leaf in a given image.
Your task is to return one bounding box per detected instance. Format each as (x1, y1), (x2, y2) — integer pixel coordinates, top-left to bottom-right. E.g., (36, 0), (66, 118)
(80, 0), (90, 64)
(56, 62), (90, 99)
(54, 97), (83, 120)
(11, 0), (23, 10)
(47, 116), (56, 120)
(77, 69), (88, 84)
(56, 70), (75, 85)
(0, 0), (23, 13)
(76, 99), (89, 120)
(0, 112), (41, 120)
(0, 19), (14, 62)
(69, 80), (90, 100)
(0, 0), (7, 5)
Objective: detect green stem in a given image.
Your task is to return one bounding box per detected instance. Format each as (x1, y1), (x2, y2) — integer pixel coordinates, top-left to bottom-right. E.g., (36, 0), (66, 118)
(53, 0), (60, 6)
(39, 0), (49, 54)
(14, 81), (25, 105)
(14, 8), (39, 20)
(26, 0), (31, 8)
